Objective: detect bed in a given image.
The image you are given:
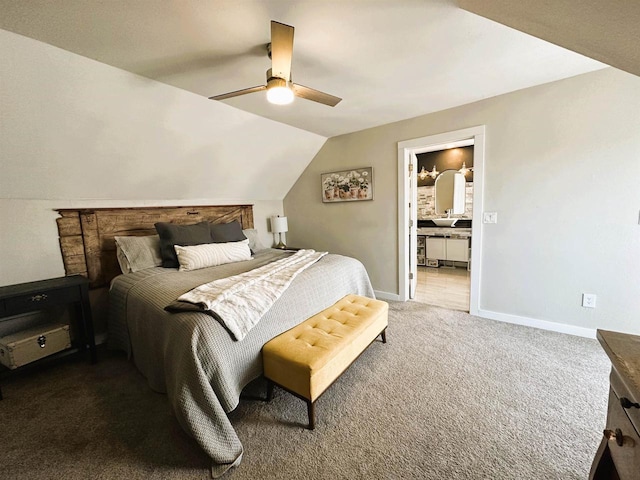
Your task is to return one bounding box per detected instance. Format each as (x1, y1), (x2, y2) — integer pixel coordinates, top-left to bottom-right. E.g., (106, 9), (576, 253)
(55, 205), (375, 477)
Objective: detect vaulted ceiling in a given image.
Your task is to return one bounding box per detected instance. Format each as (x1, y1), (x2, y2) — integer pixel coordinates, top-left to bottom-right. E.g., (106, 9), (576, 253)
(0, 0), (611, 138)
(458, 0), (640, 79)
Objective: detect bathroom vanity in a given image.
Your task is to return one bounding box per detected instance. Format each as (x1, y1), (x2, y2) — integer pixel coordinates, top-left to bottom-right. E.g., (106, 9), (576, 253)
(416, 167), (472, 268)
(417, 221), (471, 268)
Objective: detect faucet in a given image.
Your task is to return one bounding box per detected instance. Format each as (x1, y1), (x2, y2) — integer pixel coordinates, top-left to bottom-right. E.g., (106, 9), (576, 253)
(446, 209), (452, 218)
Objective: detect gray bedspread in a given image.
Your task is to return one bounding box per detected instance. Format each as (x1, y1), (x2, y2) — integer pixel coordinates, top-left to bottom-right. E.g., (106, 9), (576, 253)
(108, 249), (374, 477)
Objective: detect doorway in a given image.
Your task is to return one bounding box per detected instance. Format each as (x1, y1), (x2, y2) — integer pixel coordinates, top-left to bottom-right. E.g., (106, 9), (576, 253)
(414, 143), (473, 311)
(397, 126), (485, 315)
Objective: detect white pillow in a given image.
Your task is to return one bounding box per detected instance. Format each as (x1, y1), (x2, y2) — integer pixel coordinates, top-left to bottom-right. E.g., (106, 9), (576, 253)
(114, 235), (163, 273)
(174, 240), (252, 272)
(242, 229), (267, 252)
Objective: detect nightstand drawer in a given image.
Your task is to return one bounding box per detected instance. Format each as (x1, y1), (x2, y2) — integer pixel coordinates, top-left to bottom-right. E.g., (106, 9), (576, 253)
(3, 286), (79, 316)
(611, 368), (640, 433)
(605, 388), (640, 480)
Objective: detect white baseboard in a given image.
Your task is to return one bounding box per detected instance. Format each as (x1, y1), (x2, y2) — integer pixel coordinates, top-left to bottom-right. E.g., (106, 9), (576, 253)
(374, 290), (401, 301)
(476, 308), (596, 339)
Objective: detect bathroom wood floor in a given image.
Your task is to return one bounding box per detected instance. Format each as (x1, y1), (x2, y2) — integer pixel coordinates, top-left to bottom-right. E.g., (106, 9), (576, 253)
(412, 266), (470, 311)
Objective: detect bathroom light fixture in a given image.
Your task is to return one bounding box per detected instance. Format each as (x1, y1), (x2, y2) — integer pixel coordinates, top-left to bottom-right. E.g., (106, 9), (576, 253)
(271, 215), (289, 249)
(418, 165), (439, 180)
(459, 161), (474, 176)
(266, 77), (294, 105)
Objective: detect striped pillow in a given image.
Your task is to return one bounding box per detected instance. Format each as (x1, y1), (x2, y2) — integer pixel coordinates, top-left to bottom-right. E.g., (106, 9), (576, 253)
(174, 240), (251, 272)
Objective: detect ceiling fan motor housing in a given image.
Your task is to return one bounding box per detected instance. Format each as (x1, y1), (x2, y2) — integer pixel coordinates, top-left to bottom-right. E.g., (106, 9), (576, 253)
(268, 77), (288, 90)
(266, 68), (289, 85)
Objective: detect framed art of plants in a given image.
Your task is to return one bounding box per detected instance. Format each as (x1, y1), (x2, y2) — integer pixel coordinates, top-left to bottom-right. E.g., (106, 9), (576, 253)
(321, 167), (373, 203)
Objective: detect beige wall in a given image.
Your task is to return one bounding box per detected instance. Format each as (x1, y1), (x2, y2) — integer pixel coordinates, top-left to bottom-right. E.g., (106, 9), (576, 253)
(285, 67), (640, 335)
(0, 29), (326, 286)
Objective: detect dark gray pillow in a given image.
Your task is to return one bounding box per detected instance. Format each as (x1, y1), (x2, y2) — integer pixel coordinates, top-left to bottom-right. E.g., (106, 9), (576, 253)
(209, 221), (247, 243)
(154, 221), (212, 268)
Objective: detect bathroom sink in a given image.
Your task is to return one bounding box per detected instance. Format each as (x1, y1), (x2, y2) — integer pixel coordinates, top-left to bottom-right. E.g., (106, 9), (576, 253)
(432, 218), (459, 227)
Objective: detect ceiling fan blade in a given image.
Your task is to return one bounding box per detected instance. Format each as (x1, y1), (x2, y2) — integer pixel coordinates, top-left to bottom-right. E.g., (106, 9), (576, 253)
(270, 21), (294, 81)
(209, 85), (266, 101)
(291, 83), (342, 107)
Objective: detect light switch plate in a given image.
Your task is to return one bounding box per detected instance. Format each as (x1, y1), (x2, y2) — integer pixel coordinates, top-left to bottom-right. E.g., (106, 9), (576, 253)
(483, 212), (498, 224)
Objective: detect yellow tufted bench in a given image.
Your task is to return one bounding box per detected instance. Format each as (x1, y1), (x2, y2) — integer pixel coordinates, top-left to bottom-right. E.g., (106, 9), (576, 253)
(262, 294), (388, 429)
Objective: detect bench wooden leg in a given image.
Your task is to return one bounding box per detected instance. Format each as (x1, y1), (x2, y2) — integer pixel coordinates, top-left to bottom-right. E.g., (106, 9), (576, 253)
(381, 328), (387, 344)
(307, 400), (315, 430)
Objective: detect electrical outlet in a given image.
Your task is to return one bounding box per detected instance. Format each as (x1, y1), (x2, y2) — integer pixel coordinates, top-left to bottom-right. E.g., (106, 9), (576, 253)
(483, 212), (498, 224)
(582, 293), (597, 308)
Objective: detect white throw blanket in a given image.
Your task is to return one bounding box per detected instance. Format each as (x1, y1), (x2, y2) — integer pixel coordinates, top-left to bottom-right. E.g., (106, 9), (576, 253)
(176, 249), (328, 340)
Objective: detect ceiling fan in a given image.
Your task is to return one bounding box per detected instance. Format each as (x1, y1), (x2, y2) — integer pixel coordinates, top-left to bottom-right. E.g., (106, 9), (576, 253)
(209, 21), (341, 107)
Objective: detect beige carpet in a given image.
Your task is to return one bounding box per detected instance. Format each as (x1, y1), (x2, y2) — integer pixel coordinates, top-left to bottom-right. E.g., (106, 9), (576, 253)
(0, 301), (610, 479)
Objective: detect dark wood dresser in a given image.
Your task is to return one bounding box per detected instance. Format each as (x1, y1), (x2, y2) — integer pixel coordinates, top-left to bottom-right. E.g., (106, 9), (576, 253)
(590, 330), (640, 479)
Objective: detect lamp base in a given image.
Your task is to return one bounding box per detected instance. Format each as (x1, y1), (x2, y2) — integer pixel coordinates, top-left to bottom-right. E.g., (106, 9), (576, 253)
(274, 231), (287, 249)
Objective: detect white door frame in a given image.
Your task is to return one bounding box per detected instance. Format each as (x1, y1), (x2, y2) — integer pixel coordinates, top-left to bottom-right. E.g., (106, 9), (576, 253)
(397, 125), (486, 315)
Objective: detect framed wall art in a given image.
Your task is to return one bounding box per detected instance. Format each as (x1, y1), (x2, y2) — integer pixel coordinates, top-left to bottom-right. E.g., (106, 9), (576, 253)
(321, 167), (373, 203)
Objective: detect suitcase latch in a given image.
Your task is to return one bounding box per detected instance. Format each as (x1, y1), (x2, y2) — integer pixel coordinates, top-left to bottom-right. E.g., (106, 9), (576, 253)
(37, 335), (46, 348)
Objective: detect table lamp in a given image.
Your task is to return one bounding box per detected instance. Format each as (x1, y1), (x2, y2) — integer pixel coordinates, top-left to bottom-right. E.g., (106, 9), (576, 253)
(272, 216), (288, 249)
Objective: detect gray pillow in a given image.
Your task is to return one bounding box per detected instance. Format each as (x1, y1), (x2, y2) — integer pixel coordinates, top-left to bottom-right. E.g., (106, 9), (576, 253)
(114, 235), (162, 273)
(154, 221), (212, 268)
(242, 229), (267, 252)
(209, 221), (247, 243)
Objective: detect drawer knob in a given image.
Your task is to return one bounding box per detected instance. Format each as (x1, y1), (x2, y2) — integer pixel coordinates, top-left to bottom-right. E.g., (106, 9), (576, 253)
(37, 335), (46, 348)
(604, 428), (624, 447)
(31, 293), (48, 302)
(620, 397), (640, 409)
(604, 428), (636, 448)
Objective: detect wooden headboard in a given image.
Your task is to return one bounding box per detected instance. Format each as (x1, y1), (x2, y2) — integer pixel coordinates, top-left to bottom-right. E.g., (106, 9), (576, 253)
(56, 205), (254, 288)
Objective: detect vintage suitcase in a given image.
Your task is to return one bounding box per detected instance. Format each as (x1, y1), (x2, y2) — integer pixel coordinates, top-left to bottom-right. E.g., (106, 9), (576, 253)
(0, 323), (71, 369)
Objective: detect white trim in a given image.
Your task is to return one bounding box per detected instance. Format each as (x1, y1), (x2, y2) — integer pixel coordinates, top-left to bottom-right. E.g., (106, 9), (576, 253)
(477, 309), (596, 339)
(374, 290), (401, 301)
(397, 125), (486, 316)
(397, 147), (411, 304)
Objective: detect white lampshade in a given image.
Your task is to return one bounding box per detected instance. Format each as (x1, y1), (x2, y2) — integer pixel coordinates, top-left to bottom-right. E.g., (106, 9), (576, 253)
(272, 216), (288, 234)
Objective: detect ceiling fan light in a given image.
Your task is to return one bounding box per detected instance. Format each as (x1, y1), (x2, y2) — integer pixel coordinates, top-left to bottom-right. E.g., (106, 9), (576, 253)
(267, 86), (294, 105)
(266, 77), (294, 105)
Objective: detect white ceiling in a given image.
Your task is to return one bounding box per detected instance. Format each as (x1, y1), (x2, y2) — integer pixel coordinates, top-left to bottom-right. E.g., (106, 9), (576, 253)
(0, 0), (607, 138)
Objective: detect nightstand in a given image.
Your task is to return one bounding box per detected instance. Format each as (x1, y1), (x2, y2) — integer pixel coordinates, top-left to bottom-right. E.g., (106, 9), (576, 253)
(0, 275), (97, 399)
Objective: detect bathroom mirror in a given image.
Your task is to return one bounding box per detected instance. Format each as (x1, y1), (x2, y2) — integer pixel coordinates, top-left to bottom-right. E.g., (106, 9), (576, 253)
(435, 170), (465, 215)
